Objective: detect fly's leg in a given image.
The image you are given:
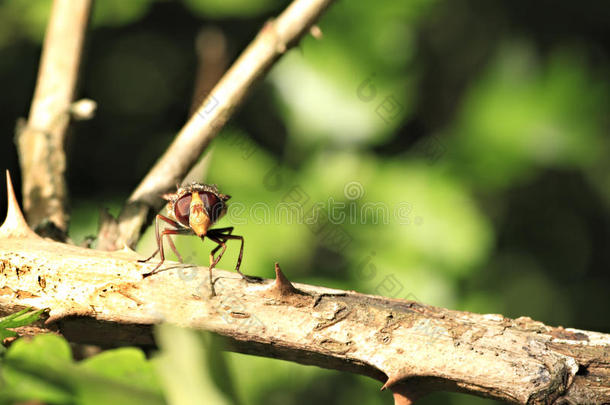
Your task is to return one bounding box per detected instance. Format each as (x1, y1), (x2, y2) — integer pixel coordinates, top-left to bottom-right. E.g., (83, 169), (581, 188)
(207, 229), (259, 282)
(206, 235), (227, 296)
(140, 214), (191, 277)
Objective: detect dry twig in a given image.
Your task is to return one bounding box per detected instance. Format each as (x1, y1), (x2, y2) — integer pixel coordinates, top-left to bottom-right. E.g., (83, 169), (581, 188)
(16, 0), (92, 240)
(9, 2), (608, 404)
(97, 0), (336, 250)
(1, 172), (609, 404)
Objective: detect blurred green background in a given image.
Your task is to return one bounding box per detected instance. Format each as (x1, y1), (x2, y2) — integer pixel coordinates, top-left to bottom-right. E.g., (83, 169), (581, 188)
(0, 0), (609, 404)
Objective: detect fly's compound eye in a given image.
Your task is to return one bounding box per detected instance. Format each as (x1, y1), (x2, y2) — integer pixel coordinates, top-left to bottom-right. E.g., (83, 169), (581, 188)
(199, 192), (226, 222)
(173, 190), (227, 227)
(174, 194), (192, 226)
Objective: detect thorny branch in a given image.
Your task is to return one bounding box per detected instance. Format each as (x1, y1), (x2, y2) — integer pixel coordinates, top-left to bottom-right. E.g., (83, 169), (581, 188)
(16, 0), (93, 240)
(97, 0), (336, 251)
(1, 172), (609, 404)
(7, 2), (609, 404)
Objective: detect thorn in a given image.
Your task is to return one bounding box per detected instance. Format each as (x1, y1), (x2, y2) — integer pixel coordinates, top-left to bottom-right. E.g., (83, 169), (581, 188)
(69, 98), (97, 120)
(0, 170), (40, 239)
(381, 373), (406, 391)
(261, 19), (286, 54)
(382, 374), (427, 405)
(119, 243), (139, 256)
(45, 308), (70, 325)
(272, 262), (299, 296)
(263, 263), (311, 306)
(120, 243), (136, 252)
(309, 25), (323, 39)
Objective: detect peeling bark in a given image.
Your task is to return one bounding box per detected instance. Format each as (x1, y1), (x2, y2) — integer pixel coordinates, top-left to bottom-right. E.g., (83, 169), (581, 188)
(0, 173), (608, 404)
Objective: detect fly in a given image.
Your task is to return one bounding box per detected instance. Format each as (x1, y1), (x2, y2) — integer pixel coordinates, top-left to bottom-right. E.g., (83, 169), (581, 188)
(138, 183), (255, 295)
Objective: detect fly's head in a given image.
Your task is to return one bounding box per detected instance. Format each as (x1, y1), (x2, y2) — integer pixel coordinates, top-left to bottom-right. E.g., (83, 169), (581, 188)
(163, 183), (230, 236)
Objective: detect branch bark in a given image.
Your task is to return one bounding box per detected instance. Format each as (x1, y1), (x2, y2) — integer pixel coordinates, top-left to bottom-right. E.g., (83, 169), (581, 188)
(98, 0), (335, 251)
(16, 0), (92, 240)
(1, 173), (608, 404)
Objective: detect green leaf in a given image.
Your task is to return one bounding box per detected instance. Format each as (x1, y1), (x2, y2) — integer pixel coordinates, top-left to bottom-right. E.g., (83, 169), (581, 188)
(80, 347), (163, 395)
(0, 334), (165, 405)
(5, 333), (72, 364)
(1, 334), (73, 403)
(0, 329), (16, 342)
(0, 307), (45, 328)
(0, 308), (46, 343)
